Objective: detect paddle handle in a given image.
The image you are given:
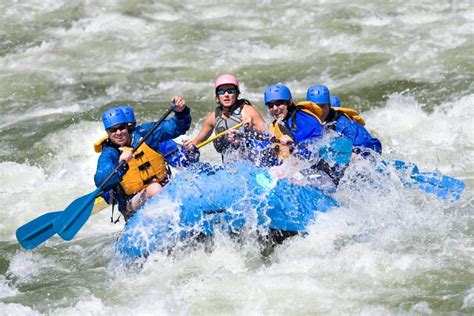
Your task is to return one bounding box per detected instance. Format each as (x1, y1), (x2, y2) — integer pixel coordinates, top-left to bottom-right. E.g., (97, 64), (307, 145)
(163, 121), (244, 158)
(98, 103), (177, 192)
(196, 122), (244, 149)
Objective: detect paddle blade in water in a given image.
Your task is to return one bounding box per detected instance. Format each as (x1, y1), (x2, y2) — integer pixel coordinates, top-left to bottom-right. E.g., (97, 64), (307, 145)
(53, 190), (98, 240)
(391, 160), (464, 201)
(414, 172), (465, 201)
(16, 211), (63, 250)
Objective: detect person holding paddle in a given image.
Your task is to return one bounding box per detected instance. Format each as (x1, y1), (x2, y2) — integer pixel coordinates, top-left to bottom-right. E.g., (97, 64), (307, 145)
(95, 96), (191, 220)
(264, 83), (351, 190)
(182, 74), (267, 163)
(97, 104), (200, 219)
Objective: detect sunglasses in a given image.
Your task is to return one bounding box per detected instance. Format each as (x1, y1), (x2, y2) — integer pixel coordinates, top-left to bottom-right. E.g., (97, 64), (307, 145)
(216, 88), (238, 95)
(108, 124), (128, 133)
(266, 100), (289, 109)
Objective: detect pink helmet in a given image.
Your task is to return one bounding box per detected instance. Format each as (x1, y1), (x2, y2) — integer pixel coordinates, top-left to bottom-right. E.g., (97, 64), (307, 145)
(214, 74), (239, 91)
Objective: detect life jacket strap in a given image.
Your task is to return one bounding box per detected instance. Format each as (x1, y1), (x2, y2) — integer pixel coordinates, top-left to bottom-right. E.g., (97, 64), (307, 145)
(138, 161), (152, 171)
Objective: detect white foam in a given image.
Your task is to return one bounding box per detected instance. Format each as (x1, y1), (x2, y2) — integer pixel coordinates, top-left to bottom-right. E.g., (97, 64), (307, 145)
(7, 252), (61, 284)
(365, 93), (474, 174)
(462, 287), (474, 309)
(0, 275), (18, 298)
(0, 302), (40, 316)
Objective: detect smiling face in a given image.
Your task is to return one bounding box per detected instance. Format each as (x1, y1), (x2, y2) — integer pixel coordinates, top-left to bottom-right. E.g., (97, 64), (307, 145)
(216, 84), (239, 109)
(267, 100), (290, 121)
(107, 123), (132, 147)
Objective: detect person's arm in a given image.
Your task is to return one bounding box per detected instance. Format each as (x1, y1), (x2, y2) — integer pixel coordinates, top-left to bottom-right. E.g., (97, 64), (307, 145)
(241, 104), (266, 133)
(227, 104), (268, 145)
(338, 117), (382, 154)
(182, 112), (215, 150)
(143, 96), (192, 146)
(289, 112), (325, 160)
(354, 124), (382, 154)
(94, 147), (127, 192)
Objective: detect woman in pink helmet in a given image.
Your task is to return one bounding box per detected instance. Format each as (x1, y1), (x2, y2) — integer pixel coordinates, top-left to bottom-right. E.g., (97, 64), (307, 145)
(183, 74), (266, 161)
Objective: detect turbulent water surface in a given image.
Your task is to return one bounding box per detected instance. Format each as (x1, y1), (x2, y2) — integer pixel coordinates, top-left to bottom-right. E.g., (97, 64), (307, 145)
(1, 1), (473, 315)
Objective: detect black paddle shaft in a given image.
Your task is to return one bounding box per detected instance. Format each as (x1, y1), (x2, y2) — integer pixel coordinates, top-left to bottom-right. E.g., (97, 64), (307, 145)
(97, 103), (177, 193)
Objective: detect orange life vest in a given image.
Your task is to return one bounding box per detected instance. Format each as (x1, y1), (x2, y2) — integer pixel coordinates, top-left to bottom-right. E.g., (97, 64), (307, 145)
(119, 142), (168, 195)
(94, 136), (168, 196)
(332, 107), (366, 126)
(269, 101), (324, 159)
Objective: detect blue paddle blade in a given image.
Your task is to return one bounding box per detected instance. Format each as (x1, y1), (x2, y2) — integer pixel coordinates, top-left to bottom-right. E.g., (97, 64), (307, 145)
(391, 160), (465, 201)
(16, 211), (62, 250)
(413, 172), (465, 201)
(53, 190), (99, 241)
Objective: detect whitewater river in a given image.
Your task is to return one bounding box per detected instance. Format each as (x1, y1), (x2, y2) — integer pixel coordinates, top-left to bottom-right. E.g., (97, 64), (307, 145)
(1, 1), (473, 315)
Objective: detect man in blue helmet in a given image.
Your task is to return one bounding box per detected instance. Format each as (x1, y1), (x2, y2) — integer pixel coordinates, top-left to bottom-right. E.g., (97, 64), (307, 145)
(263, 83), (348, 189)
(94, 96), (192, 220)
(307, 85), (382, 155)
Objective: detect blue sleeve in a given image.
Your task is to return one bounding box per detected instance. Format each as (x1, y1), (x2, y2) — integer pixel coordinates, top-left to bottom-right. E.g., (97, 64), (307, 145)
(135, 107), (192, 147)
(94, 146), (127, 192)
(286, 111), (324, 159)
(336, 116), (382, 154)
(159, 139), (200, 168)
(289, 111), (324, 143)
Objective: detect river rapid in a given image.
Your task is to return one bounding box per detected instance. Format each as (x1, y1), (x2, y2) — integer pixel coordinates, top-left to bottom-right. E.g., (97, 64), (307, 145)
(0, 1), (473, 315)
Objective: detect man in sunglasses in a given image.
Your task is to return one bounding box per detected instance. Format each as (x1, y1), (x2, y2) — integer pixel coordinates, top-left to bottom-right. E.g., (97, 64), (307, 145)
(182, 74), (267, 163)
(94, 96), (191, 220)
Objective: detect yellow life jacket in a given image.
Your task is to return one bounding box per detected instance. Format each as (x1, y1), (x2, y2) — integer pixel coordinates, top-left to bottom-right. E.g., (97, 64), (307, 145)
(119, 142), (168, 196)
(94, 135), (108, 153)
(295, 101), (324, 122)
(94, 136), (168, 196)
(269, 101), (324, 159)
(268, 123), (291, 159)
(333, 107), (366, 126)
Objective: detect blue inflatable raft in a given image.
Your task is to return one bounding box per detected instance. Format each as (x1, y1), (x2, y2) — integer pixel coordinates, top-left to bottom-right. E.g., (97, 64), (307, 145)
(114, 162), (338, 260)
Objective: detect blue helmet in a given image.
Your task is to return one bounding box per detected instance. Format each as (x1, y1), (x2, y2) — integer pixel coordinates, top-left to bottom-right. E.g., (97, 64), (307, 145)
(306, 84), (330, 105)
(264, 84), (292, 105)
(117, 104), (136, 124)
(101, 107), (128, 130)
(330, 95), (341, 107)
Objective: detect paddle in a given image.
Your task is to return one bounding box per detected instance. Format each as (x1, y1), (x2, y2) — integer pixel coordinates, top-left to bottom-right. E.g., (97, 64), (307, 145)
(163, 121), (245, 158)
(16, 104), (177, 249)
(16, 197), (109, 250)
(195, 122), (244, 149)
(391, 160), (464, 201)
